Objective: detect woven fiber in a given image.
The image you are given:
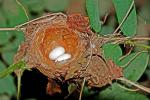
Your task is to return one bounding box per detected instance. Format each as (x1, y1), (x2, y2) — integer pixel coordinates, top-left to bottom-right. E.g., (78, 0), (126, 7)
(14, 13), (122, 94)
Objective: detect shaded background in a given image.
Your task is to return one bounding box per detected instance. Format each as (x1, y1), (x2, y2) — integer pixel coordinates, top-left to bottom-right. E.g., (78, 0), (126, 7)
(0, 0), (150, 100)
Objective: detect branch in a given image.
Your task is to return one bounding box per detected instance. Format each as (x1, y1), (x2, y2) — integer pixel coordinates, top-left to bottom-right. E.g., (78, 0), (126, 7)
(102, 37), (150, 42)
(0, 61), (26, 79)
(125, 41), (150, 50)
(79, 78), (86, 100)
(117, 77), (150, 93)
(17, 69), (24, 100)
(0, 27), (16, 31)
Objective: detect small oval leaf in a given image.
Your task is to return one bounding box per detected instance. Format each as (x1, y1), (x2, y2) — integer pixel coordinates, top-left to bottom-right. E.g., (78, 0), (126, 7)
(98, 83), (149, 100)
(102, 43), (122, 64)
(113, 0), (137, 36)
(0, 11), (12, 45)
(122, 52), (149, 81)
(44, 0), (69, 12)
(2, 51), (16, 65)
(2, 0), (28, 26)
(0, 61), (16, 95)
(86, 0), (101, 33)
(100, 25), (114, 35)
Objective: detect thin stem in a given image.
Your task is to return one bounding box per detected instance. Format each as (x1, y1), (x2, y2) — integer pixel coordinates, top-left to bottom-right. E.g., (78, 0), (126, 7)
(84, 39), (93, 69)
(107, 37), (150, 41)
(117, 83), (139, 92)
(17, 70), (24, 100)
(117, 77), (150, 93)
(16, 0), (29, 20)
(0, 28), (16, 31)
(79, 78), (86, 100)
(17, 72), (21, 100)
(16, 13), (66, 28)
(120, 51), (145, 68)
(125, 41), (150, 50)
(98, 36), (150, 49)
(132, 37), (150, 41)
(113, 0), (134, 34)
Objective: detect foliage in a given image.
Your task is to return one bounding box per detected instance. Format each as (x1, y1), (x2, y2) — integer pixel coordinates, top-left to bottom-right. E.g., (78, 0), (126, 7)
(97, 83), (149, 100)
(0, 0), (150, 100)
(113, 0), (137, 36)
(86, 0), (149, 99)
(121, 52), (149, 81)
(86, 0), (101, 32)
(0, 61), (16, 96)
(102, 43), (122, 64)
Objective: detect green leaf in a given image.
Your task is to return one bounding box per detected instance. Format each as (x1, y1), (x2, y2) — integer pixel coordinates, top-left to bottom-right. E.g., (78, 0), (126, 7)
(0, 11), (7, 27)
(97, 83), (149, 100)
(2, 0), (28, 26)
(122, 52), (149, 81)
(22, 0), (45, 13)
(86, 0), (101, 33)
(68, 83), (77, 94)
(0, 11), (12, 45)
(83, 86), (95, 97)
(0, 61), (16, 96)
(0, 32), (11, 45)
(12, 31), (25, 49)
(100, 25), (114, 35)
(44, 0), (69, 12)
(113, 0), (137, 36)
(0, 32), (24, 52)
(102, 43), (122, 64)
(138, 2), (150, 24)
(2, 51), (16, 65)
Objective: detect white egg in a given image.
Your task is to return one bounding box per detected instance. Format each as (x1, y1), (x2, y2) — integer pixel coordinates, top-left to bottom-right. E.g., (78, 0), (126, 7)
(92, 44), (96, 48)
(55, 53), (71, 62)
(49, 46), (65, 60)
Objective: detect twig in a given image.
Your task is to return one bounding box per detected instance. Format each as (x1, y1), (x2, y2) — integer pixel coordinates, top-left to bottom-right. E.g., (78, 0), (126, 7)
(85, 39), (93, 69)
(0, 28), (16, 31)
(17, 70), (24, 100)
(113, 0), (135, 34)
(117, 83), (139, 92)
(106, 37), (150, 41)
(16, 13), (66, 28)
(125, 41), (150, 50)
(16, 0), (29, 20)
(102, 13), (109, 24)
(131, 37), (150, 41)
(119, 47), (133, 61)
(117, 77), (150, 93)
(78, 35), (93, 100)
(120, 51), (146, 68)
(79, 78), (86, 100)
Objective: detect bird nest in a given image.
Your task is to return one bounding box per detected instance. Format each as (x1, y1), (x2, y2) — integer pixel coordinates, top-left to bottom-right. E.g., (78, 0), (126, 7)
(14, 13), (123, 94)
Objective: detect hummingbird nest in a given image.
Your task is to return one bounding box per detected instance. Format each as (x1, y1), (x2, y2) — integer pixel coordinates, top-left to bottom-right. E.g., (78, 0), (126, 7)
(14, 13), (123, 94)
